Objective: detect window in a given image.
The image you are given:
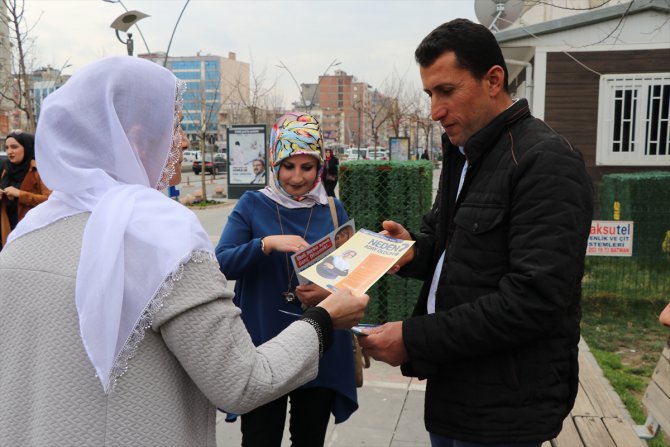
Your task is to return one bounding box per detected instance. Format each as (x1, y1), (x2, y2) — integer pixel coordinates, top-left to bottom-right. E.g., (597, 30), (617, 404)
(205, 60), (219, 70)
(597, 73), (670, 166)
(176, 71), (200, 80)
(171, 61), (200, 70)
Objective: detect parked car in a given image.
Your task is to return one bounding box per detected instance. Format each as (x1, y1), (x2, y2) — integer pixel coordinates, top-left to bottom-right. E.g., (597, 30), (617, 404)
(368, 150), (389, 160)
(193, 153), (227, 175)
(182, 150), (199, 162)
(343, 147), (389, 161)
(343, 147), (370, 160)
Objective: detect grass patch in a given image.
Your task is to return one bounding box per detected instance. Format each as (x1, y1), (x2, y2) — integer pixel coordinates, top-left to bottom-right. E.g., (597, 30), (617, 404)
(581, 293), (669, 446)
(187, 199), (226, 208)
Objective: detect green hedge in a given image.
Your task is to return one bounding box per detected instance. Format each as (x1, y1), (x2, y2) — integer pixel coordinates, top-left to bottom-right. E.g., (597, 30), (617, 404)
(598, 171), (670, 259)
(339, 160), (432, 322)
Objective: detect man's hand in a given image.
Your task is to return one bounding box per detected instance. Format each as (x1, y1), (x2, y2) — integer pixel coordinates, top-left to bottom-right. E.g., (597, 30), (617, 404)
(295, 283), (330, 307)
(380, 220), (415, 274)
(357, 321), (408, 367)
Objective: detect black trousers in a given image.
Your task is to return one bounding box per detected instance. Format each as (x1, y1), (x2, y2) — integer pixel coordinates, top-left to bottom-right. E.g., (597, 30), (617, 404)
(241, 387), (335, 447)
(323, 180), (337, 197)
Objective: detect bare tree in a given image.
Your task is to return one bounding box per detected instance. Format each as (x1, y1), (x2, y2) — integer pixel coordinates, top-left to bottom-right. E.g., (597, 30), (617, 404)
(235, 61), (277, 125)
(365, 90), (396, 153)
(183, 70), (233, 201)
(385, 68), (417, 139)
(415, 93), (433, 157)
(1, 0), (36, 132)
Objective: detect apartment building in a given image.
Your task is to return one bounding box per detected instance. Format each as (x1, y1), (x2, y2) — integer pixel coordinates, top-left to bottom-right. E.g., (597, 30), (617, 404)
(141, 51), (250, 151)
(0, 0), (12, 135)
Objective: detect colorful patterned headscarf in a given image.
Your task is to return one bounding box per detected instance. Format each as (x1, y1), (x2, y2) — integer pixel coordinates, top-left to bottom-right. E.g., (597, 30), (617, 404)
(265, 112), (326, 205)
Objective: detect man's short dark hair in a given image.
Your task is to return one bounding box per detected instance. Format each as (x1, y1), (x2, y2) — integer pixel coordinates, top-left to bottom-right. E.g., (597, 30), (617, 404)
(415, 18), (509, 92)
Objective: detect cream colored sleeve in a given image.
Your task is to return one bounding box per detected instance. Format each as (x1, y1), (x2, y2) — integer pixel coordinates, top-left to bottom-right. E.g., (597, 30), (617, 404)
(151, 257), (319, 414)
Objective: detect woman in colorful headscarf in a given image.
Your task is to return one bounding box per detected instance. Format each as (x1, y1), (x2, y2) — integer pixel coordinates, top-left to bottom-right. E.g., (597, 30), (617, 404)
(0, 131), (51, 249)
(216, 113), (359, 446)
(0, 57), (368, 446)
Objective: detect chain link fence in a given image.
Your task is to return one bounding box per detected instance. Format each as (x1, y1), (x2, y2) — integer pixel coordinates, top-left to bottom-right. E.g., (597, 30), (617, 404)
(339, 160), (433, 323)
(584, 201), (670, 303)
(340, 165), (670, 320)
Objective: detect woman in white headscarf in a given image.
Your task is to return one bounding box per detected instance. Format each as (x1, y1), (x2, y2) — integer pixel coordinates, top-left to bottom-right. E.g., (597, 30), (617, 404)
(216, 113), (358, 446)
(0, 57), (368, 446)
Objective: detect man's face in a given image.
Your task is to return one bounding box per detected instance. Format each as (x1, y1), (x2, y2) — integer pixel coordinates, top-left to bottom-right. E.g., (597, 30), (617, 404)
(253, 160), (264, 175)
(420, 51), (496, 147)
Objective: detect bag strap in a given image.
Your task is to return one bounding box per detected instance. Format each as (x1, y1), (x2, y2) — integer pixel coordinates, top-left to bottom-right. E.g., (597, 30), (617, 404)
(327, 196), (338, 229)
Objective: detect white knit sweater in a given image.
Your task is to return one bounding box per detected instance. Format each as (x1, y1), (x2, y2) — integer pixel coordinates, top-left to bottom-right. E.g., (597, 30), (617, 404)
(0, 213), (319, 446)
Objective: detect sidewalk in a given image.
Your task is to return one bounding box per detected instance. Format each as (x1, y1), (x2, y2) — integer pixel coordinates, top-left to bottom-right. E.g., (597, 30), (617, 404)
(215, 360), (428, 447)
(186, 202), (430, 447)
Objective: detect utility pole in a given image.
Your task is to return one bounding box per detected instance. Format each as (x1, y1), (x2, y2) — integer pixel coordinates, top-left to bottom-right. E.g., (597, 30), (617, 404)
(357, 104), (362, 154)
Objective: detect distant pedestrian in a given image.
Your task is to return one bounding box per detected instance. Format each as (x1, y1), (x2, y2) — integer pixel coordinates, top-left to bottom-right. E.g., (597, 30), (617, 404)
(322, 148), (339, 197)
(0, 131), (51, 250)
(420, 149), (430, 160)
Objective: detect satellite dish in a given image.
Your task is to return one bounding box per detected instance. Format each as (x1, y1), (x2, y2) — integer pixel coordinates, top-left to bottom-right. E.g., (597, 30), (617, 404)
(474, 0), (523, 32)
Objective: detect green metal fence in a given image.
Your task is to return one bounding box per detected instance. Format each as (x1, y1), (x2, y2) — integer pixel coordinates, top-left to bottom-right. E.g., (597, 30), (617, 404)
(584, 201), (670, 302)
(339, 160), (433, 323)
(587, 172), (670, 302)
(340, 164), (670, 319)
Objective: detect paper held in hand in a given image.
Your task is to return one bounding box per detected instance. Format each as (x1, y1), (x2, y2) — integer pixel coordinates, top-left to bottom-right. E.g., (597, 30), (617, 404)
(292, 228), (414, 296)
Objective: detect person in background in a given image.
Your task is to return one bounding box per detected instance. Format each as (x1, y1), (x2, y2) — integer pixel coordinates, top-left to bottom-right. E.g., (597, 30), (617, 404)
(321, 148), (339, 197)
(0, 131), (51, 249)
(358, 18), (593, 447)
(251, 158), (266, 184)
(0, 57), (368, 446)
(216, 113), (358, 447)
(420, 149), (430, 160)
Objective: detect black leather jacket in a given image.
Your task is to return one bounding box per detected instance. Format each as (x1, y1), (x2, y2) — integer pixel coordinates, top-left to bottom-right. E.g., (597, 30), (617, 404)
(400, 99), (593, 443)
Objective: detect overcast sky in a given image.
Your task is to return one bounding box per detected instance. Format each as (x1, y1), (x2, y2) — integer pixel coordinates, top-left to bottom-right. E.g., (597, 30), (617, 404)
(24, 0), (478, 106)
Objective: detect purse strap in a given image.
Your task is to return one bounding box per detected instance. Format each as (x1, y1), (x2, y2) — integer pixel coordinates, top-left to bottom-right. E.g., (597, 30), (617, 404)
(327, 196), (338, 229)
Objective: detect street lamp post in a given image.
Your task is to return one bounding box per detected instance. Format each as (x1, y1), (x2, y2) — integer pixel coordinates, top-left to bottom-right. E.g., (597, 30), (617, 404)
(103, 0), (191, 67)
(276, 60), (307, 110)
(109, 10), (150, 56)
(102, 0), (151, 54)
(163, 0), (191, 67)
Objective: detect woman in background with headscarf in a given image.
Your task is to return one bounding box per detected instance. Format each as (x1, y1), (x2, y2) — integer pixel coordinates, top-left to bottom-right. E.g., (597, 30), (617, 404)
(0, 131), (50, 249)
(216, 113), (358, 446)
(322, 148), (339, 197)
(0, 57), (368, 446)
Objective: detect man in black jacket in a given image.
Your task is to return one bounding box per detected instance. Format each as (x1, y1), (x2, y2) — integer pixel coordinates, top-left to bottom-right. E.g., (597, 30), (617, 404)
(358, 19), (593, 447)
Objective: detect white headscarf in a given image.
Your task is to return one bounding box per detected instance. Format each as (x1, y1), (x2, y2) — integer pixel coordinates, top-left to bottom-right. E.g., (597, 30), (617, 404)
(7, 56), (213, 393)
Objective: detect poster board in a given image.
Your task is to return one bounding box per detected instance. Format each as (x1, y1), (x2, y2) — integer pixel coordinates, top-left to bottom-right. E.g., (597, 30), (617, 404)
(389, 137), (410, 161)
(227, 125), (267, 199)
(586, 220), (634, 256)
